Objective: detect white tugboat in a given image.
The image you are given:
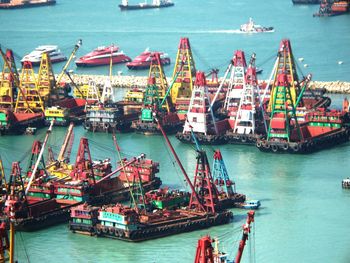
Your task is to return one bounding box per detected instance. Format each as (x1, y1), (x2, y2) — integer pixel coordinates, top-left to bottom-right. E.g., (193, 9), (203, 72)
(240, 18), (274, 33)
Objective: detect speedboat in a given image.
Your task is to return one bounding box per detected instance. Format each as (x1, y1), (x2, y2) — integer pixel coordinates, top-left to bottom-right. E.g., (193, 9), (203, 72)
(240, 200), (261, 209)
(126, 49), (171, 70)
(21, 45), (67, 65)
(75, 45), (131, 67)
(240, 18), (274, 33)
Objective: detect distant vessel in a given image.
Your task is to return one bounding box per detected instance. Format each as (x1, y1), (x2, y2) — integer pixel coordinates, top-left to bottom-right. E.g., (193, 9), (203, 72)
(342, 178), (350, 188)
(314, 0), (349, 16)
(119, 0), (174, 10)
(292, 0), (320, 4)
(21, 45), (66, 65)
(126, 49), (171, 70)
(240, 18), (274, 33)
(0, 0), (56, 9)
(75, 45), (131, 67)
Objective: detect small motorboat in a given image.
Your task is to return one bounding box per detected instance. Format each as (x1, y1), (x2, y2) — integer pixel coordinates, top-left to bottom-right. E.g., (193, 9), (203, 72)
(21, 45), (67, 65)
(240, 18), (274, 33)
(24, 127), (37, 135)
(240, 200), (261, 209)
(342, 178), (350, 188)
(126, 49), (171, 70)
(75, 45), (131, 67)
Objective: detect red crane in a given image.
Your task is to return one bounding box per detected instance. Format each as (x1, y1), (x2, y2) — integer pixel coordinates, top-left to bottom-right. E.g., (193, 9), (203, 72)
(194, 211), (255, 263)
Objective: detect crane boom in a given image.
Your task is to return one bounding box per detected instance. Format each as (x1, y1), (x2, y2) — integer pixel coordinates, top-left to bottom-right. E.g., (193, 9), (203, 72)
(57, 123), (74, 162)
(56, 39), (82, 85)
(235, 211), (255, 263)
(155, 116), (206, 212)
(96, 154), (145, 184)
(25, 120), (54, 194)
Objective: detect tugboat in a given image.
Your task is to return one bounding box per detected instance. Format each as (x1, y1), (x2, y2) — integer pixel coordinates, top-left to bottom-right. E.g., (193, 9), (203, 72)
(175, 71), (230, 145)
(75, 45), (131, 67)
(239, 18), (274, 33)
(21, 45), (66, 66)
(118, 0), (174, 10)
(126, 49), (170, 70)
(132, 53), (182, 135)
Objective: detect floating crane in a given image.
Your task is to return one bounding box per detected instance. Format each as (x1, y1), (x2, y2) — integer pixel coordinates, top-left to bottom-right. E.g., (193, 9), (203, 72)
(171, 37), (197, 118)
(176, 71), (229, 145)
(0, 49), (19, 109)
(15, 61), (45, 113)
(132, 52), (182, 134)
(36, 52), (56, 102)
(224, 52), (265, 144)
(262, 39), (330, 111)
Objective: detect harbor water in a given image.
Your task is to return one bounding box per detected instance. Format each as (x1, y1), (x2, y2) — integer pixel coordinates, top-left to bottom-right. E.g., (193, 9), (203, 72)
(1, 0), (350, 262)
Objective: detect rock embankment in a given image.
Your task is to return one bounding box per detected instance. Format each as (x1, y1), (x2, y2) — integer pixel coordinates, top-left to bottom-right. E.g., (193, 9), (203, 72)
(309, 81), (350, 94)
(65, 74), (350, 94)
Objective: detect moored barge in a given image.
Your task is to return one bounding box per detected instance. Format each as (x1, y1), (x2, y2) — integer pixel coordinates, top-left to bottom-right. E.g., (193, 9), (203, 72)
(257, 74), (350, 154)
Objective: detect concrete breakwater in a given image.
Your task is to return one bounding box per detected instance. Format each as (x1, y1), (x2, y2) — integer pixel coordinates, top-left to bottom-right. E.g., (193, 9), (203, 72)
(67, 74), (350, 94)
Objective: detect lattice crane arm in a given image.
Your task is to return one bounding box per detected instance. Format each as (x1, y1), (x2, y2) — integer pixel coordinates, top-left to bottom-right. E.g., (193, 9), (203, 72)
(56, 39), (82, 86)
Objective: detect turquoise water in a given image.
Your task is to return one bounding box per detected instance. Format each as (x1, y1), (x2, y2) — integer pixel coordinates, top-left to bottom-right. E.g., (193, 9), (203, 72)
(1, 0), (350, 262)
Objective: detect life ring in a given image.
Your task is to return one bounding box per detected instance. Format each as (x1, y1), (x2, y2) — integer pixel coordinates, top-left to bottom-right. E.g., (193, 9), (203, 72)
(271, 144), (278, 152)
(84, 122), (91, 129)
(102, 227), (108, 234)
(282, 143), (289, 151)
(262, 142), (270, 149)
(292, 144), (300, 152)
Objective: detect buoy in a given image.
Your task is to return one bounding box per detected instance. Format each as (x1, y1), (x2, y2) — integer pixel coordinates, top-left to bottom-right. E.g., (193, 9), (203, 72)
(298, 57), (304, 62)
(338, 61), (343, 65)
(303, 64), (308, 68)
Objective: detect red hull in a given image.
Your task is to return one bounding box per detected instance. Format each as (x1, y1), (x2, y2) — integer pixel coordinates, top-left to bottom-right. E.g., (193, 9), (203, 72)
(76, 55), (131, 67)
(126, 50), (171, 70)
